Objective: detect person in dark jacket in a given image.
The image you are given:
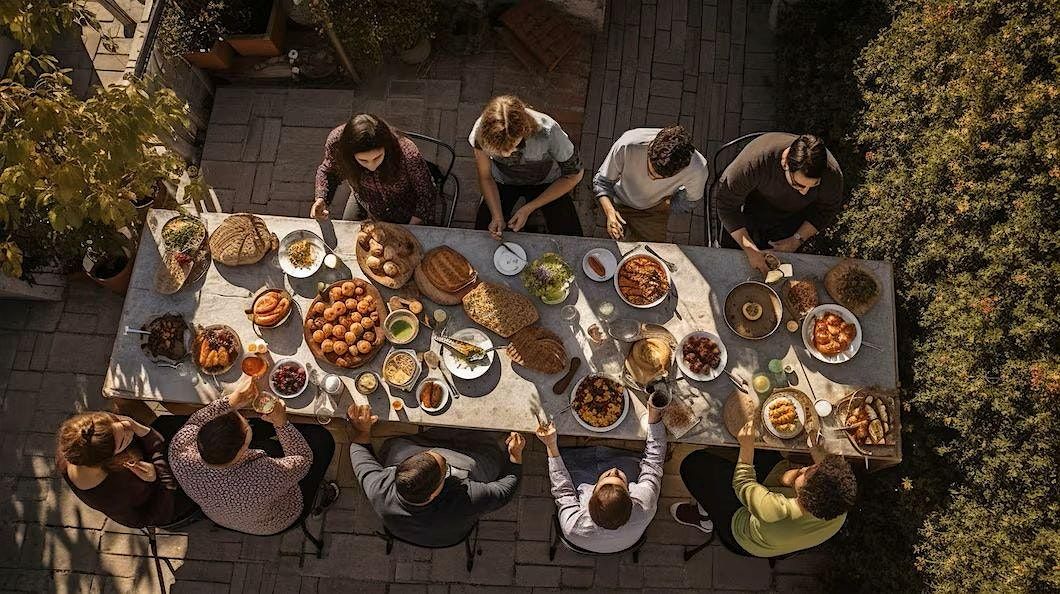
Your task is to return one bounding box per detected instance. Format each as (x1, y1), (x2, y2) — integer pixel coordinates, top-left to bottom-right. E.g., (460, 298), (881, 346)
(345, 404), (524, 547)
(56, 411), (197, 528)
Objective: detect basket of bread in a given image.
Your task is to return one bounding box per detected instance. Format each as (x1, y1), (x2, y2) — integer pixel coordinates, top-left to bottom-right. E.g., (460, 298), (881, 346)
(355, 222), (422, 289)
(835, 387), (896, 452)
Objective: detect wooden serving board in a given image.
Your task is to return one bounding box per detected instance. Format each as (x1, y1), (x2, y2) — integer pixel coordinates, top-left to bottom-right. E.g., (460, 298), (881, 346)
(354, 222), (423, 289)
(834, 387), (898, 455)
(824, 259), (881, 315)
(303, 279), (386, 370)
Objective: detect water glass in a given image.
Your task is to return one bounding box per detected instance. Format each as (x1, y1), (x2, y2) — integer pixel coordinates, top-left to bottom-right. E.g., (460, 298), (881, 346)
(315, 390), (335, 425)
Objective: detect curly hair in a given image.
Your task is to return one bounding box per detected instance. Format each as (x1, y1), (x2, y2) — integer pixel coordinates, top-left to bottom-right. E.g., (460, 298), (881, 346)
(475, 95), (541, 155)
(647, 125), (695, 178)
(797, 455), (857, 520)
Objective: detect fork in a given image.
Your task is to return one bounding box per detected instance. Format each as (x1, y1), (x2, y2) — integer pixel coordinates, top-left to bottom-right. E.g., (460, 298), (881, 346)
(645, 244), (678, 273)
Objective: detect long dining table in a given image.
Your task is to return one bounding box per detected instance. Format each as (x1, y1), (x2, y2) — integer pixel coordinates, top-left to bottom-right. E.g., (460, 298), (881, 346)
(103, 209), (902, 466)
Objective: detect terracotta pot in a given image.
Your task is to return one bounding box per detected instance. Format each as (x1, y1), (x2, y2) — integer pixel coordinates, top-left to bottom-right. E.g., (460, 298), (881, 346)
(183, 41), (235, 70)
(84, 246), (135, 295)
(227, 0), (287, 57)
(398, 37), (431, 65)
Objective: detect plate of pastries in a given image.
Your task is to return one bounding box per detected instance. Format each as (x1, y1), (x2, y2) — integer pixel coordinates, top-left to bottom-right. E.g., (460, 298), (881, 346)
(802, 304), (862, 363)
(193, 325), (241, 375)
(761, 392), (805, 439)
(355, 222), (422, 289)
(303, 279), (386, 369)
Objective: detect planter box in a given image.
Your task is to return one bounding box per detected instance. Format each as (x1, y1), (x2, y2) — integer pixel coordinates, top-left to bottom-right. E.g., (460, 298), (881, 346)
(0, 271), (66, 301)
(227, 0), (287, 57)
(183, 41), (235, 70)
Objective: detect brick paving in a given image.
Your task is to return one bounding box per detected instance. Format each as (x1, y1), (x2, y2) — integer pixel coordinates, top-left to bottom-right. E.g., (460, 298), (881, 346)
(0, 2), (822, 593)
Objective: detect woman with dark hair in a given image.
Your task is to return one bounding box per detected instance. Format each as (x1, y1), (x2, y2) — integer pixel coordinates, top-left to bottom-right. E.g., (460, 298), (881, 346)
(310, 113), (439, 225)
(56, 411), (197, 528)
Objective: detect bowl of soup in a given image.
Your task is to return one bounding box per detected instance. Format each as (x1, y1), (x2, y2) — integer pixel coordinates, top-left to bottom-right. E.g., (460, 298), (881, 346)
(384, 309), (420, 345)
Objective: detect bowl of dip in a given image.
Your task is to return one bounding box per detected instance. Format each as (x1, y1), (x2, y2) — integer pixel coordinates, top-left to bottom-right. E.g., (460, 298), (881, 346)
(384, 310), (420, 345)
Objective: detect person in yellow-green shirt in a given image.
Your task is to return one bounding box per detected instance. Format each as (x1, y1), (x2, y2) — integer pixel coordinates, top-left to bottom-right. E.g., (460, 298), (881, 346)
(671, 421), (856, 558)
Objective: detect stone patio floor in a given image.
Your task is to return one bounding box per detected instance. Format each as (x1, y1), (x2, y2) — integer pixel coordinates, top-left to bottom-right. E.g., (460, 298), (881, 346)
(0, 1), (831, 593)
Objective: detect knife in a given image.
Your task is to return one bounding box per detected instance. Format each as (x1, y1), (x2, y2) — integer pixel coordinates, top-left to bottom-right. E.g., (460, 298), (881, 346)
(499, 242), (526, 264)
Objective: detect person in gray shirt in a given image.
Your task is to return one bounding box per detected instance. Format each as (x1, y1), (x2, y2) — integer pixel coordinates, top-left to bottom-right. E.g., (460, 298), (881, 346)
(715, 133), (844, 274)
(470, 95), (584, 237)
(345, 405), (525, 547)
(593, 125), (709, 242)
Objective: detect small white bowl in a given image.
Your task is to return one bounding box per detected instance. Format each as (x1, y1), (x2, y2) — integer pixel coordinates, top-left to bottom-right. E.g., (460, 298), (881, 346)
(416, 378), (451, 413)
(269, 358), (309, 399)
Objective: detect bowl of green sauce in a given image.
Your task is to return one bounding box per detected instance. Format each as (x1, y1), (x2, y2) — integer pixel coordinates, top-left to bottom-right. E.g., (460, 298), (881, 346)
(384, 309), (420, 345)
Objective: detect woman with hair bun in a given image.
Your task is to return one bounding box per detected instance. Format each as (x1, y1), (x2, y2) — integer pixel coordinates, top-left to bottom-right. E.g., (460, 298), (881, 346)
(56, 412), (196, 528)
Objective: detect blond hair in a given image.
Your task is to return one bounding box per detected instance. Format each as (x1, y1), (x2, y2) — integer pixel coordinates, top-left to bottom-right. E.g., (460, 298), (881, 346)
(475, 95), (540, 155)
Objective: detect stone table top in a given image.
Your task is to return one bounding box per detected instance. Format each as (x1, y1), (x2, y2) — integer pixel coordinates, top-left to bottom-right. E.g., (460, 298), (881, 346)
(104, 210), (901, 464)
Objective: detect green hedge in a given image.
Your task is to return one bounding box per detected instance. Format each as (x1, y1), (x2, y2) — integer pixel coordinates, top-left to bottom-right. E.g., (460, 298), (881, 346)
(777, 1), (1060, 592)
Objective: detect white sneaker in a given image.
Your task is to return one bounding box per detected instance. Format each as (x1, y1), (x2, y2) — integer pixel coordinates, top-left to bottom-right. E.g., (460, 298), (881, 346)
(670, 502), (714, 534)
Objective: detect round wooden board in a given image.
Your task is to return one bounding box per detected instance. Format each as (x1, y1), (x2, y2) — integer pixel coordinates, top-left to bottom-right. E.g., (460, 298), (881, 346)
(413, 264), (467, 306)
(824, 259), (881, 316)
(303, 279), (387, 369)
(354, 222), (423, 289)
(723, 390), (759, 438)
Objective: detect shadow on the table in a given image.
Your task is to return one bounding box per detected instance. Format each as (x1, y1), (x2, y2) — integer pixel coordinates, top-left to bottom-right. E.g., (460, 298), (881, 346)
(252, 300), (304, 356)
(450, 362), (500, 397)
(213, 254), (289, 294)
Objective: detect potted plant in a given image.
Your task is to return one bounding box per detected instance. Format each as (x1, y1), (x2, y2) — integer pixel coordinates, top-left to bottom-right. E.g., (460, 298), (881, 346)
(159, 2), (235, 70)
(226, 0), (288, 57)
(0, 52), (188, 295)
(81, 226), (137, 294)
(522, 252), (574, 305)
(377, 0), (438, 65)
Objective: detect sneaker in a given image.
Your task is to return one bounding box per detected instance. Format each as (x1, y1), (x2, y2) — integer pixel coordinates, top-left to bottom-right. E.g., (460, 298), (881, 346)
(312, 481), (340, 516)
(670, 502), (714, 534)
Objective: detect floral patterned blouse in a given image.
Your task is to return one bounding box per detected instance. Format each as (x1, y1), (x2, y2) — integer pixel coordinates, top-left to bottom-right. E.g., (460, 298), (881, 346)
(168, 398), (312, 535)
(315, 126), (438, 225)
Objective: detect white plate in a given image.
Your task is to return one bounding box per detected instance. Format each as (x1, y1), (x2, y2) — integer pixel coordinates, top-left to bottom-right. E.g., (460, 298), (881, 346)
(761, 392), (806, 439)
(269, 358), (309, 399)
(493, 243), (527, 276)
(278, 230), (325, 278)
(440, 328), (495, 380)
(569, 374), (630, 433)
(416, 378), (451, 413)
(613, 252), (672, 309)
(581, 248), (618, 281)
(676, 331), (728, 382)
(802, 304), (863, 364)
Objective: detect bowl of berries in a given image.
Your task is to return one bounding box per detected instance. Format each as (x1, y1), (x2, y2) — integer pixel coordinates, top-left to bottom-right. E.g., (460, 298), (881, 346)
(269, 359), (309, 399)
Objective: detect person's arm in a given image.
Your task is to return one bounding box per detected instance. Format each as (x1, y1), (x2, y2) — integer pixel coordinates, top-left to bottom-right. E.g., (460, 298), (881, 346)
(507, 125), (584, 232)
(593, 139), (628, 239)
(137, 430), (178, 490)
(537, 423), (581, 525)
(778, 174), (843, 250)
(312, 126), (344, 219)
(345, 404), (389, 508)
(628, 418), (666, 509)
(731, 419), (790, 522)
(401, 138), (438, 225)
(465, 457), (522, 515)
(473, 148), (505, 239)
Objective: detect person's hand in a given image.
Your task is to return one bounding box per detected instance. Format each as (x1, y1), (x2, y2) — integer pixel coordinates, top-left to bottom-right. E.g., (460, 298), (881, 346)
(262, 399), (288, 427)
(737, 419), (757, 449)
(535, 421), (558, 454)
(310, 198), (330, 220)
(346, 404), (378, 444)
(507, 205), (535, 233)
(647, 401), (664, 424)
(228, 373), (258, 409)
(506, 432), (526, 464)
(488, 215), (506, 240)
(125, 460), (157, 482)
(114, 414), (151, 437)
(605, 210), (626, 240)
(744, 248), (769, 276)
(768, 236), (802, 253)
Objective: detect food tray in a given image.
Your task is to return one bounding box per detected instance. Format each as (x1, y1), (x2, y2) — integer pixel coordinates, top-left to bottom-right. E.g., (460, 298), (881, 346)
(303, 279), (386, 369)
(570, 374), (630, 433)
(139, 312), (192, 365)
(757, 387), (820, 446)
(834, 387), (898, 454)
(192, 324), (242, 376)
(614, 252), (671, 309)
(354, 222), (423, 289)
(724, 281), (783, 340)
(824, 259), (881, 316)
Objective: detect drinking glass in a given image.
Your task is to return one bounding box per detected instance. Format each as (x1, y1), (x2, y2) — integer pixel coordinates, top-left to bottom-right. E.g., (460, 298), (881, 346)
(560, 305), (579, 324)
(607, 318), (641, 341)
(314, 390), (335, 425)
(252, 392), (279, 414)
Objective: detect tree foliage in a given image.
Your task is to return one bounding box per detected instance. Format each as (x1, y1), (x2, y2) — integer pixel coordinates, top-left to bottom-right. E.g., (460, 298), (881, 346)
(0, 0), (104, 50)
(0, 53), (189, 278)
(778, 1), (1060, 591)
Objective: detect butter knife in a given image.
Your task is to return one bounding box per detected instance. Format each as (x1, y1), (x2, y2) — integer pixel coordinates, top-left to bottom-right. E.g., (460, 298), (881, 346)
(499, 242), (526, 264)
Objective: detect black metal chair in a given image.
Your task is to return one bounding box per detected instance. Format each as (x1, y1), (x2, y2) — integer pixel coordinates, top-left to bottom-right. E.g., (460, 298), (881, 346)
(683, 529), (797, 568)
(405, 131), (459, 228)
(705, 132), (769, 247)
(548, 513), (648, 563)
(141, 509), (204, 594)
(378, 523), (481, 571)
